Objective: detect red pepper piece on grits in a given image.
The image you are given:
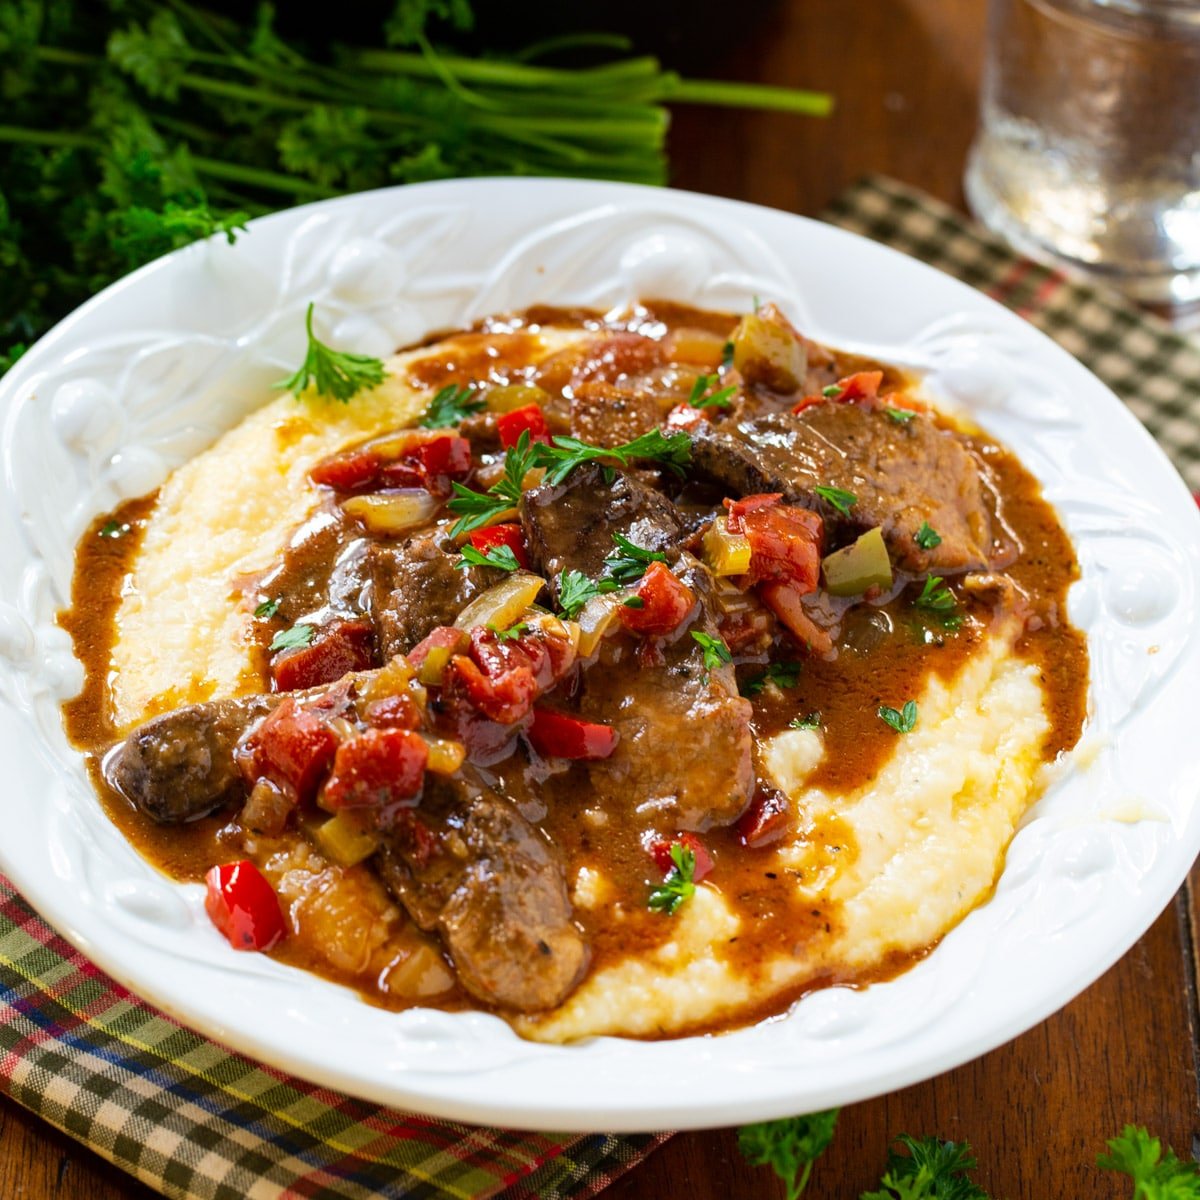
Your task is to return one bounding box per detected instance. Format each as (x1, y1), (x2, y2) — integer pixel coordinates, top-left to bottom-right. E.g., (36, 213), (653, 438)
(204, 860), (287, 951)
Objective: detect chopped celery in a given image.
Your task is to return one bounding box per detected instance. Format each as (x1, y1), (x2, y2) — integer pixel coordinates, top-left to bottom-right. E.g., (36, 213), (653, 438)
(821, 527), (893, 596)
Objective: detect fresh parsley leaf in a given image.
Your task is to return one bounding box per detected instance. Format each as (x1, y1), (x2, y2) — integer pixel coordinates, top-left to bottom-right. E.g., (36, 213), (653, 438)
(914, 522), (942, 550)
(447, 430), (539, 536)
(813, 484), (857, 517)
(861, 1135), (991, 1200)
(692, 630), (732, 672)
(688, 372), (737, 410)
(1097, 1125), (1200, 1199)
(721, 340), (735, 368)
(878, 700), (918, 734)
(556, 570), (600, 619)
(488, 620), (528, 642)
(885, 406), (917, 424)
(744, 661), (803, 695)
(277, 303), (388, 402)
(822, 383), (842, 398)
(913, 576), (956, 612)
(532, 429), (691, 486)
(253, 597), (280, 618)
(420, 383), (483, 429)
(457, 543), (520, 572)
(623, 595), (645, 608)
(270, 623), (315, 653)
(648, 843), (697, 915)
(604, 532), (667, 585)
(738, 1110), (839, 1200)
(97, 520), (126, 539)
(789, 712), (822, 731)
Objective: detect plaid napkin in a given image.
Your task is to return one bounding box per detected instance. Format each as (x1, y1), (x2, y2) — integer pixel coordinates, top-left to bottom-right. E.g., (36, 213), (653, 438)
(4, 175), (1200, 1200)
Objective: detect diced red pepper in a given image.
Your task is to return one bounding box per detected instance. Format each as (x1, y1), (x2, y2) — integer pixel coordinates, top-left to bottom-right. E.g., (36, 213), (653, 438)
(649, 832), (714, 881)
(468, 624), (575, 693)
(467, 522), (530, 569)
(392, 810), (437, 870)
(309, 447), (382, 491)
(736, 788), (792, 848)
(310, 432), (471, 498)
(364, 693), (421, 730)
(204, 860), (287, 952)
(444, 654), (539, 724)
(496, 403), (550, 448)
(272, 619), (376, 692)
(528, 708), (617, 760)
(759, 581), (834, 655)
(725, 493), (784, 533)
(237, 696), (338, 804)
(792, 370), (885, 413)
(322, 727), (428, 814)
(726, 498), (824, 591)
(408, 625), (469, 671)
(617, 561), (696, 637)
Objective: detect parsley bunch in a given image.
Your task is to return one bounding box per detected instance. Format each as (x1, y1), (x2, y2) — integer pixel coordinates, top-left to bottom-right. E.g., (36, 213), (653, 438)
(0, 1), (830, 375)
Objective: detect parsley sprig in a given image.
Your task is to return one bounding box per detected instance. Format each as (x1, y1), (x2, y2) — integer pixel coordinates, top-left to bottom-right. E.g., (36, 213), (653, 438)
(915, 521), (942, 550)
(488, 620), (528, 642)
(456, 543), (519, 572)
(1098, 1125), (1200, 1198)
(277, 303), (388, 402)
(688, 372), (737, 410)
(878, 700), (918, 734)
(447, 430), (540, 536)
(885, 406), (917, 424)
(862, 1136), (991, 1200)
(692, 630), (733, 673)
(789, 712), (822, 731)
(647, 843), (697, 915)
(536, 429), (692, 486)
(737, 1111), (839, 1200)
(813, 484), (857, 517)
(556, 569), (615, 619)
(744, 660), (802, 696)
(913, 575), (956, 612)
(253, 597), (280, 619)
(269, 623), (314, 653)
(421, 383), (483, 429)
(604, 533), (667, 585)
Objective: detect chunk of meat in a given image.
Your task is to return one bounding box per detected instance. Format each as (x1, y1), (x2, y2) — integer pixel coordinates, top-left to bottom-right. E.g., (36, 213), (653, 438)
(374, 772), (588, 1012)
(689, 405), (993, 574)
(519, 463), (684, 600)
(367, 530), (495, 658)
(578, 563), (754, 830)
(104, 695), (279, 823)
(569, 381), (660, 448)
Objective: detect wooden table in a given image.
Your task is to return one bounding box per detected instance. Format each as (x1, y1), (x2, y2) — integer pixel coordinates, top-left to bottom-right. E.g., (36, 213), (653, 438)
(4, 2), (1197, 1196)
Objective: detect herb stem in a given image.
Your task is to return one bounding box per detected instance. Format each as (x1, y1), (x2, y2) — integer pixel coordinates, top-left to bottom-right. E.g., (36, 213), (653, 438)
(664, 77), (835, 116)
(189, 156), (335, 198)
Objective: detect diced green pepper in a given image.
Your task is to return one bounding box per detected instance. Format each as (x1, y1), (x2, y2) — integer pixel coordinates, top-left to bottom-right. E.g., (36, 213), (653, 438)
(821, 526), (893, 596)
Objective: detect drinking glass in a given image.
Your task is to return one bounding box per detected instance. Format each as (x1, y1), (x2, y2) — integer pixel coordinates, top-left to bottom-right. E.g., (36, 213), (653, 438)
(965, 0), (1200, 324)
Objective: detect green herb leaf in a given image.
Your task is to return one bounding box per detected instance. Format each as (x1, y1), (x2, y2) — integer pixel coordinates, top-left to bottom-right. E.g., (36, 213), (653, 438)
(813, 484), (857, 517)
(914, 522), (942, 550)
(623, 595), (645, 608)
(822, 383), (842, 398)
(532, 429), (691, 486)
(1097, 1125), (1200, 1199)
(692, 630), (732, 672)
(647, 843), (697, 915)
(488, 620), (528, 642)
(860, 1135), (991, 1200)
(276, 303), (388, 403)
(457, 543), (520, 572)
(97, 520), (126, 539)
(270, 623), (315, 653)
(878, 700), (918, 734)
(913, 576), (956, 613)
(885, 406), (917, 424)
(447, 429), (539, 536)
(421, 383), (484, 429)
(603, 532), (668, 585)
(253, 597), (280, 618)
(556, 570), (603, 619)
(738, 1110), (839, 1200)
(688, 372), (737, 410)
(721, 340), (735, 368)
(789, 712), (822, 731)
(744, 661), (803, 696)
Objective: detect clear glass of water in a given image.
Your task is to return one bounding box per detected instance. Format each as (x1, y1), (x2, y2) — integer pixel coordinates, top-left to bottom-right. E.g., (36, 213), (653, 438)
(965, 0), (1200, 324)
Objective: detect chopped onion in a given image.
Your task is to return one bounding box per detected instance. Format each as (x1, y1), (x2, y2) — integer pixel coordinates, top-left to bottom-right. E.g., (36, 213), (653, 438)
(425, 738), (466, 775)
(341, 489), (440, 536)
(576, 593), (623, 658)
(453, 571), (545, 633)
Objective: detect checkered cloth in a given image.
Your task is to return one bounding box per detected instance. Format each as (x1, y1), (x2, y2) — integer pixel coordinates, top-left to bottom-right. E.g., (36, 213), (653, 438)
(3, 175), (1199, 1200)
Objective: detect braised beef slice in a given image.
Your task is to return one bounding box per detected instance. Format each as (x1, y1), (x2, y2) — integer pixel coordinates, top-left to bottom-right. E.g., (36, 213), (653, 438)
(104, 695), (278, 823)
(690, 404), (992, 574)
(367, 531), (495, 658)
(578, 562), (754, 831)
(518, 463), (684, 600)
(569, 381), (660, 448)
(374, 772), (587, 1012)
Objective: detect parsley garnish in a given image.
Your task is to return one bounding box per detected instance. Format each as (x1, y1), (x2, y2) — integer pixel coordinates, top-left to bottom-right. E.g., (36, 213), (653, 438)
(692, 630), (733, 672)
(789, 712), (822, 731)
(1098, 1125), (1200, 1198)
(744, 661), (802, 696)
(555, 569), (618, 619)
(456, 544), (520, 572)
(738, 1110), (839, 1200)
(688, 372), (737, 410)
(253, 598), (280, 619)
(721, 340), (735, 368)
(822, 383), (842, 398)
(534, 429), (691, 486)
(914, 522), (942, 550)
(813, 485), (857, 517)
(447, 430), (539, 537)
(647, 843), (697, 915)
(623, 596), (645, 608)
(276, 303), (388, 403)
(488, 621), (528, 642)
(913, 575), (956, 612)
(603, 533), (668, 585)
(270, 623), (314, 653)
(878, 700), (918, 734)
(861, 1135), (991, 1200)
(420, 383), (483, 429)
(885, 406), (917, 424)
(97, 520), (126, 539)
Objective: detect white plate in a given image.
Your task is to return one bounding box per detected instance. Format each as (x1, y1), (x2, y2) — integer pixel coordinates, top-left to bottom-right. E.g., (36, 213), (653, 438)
(1, 179), (1198, 1133)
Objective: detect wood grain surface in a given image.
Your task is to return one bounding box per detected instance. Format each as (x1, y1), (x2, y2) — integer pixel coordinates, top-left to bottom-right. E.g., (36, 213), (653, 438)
(3, 2), (1197, 1197)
